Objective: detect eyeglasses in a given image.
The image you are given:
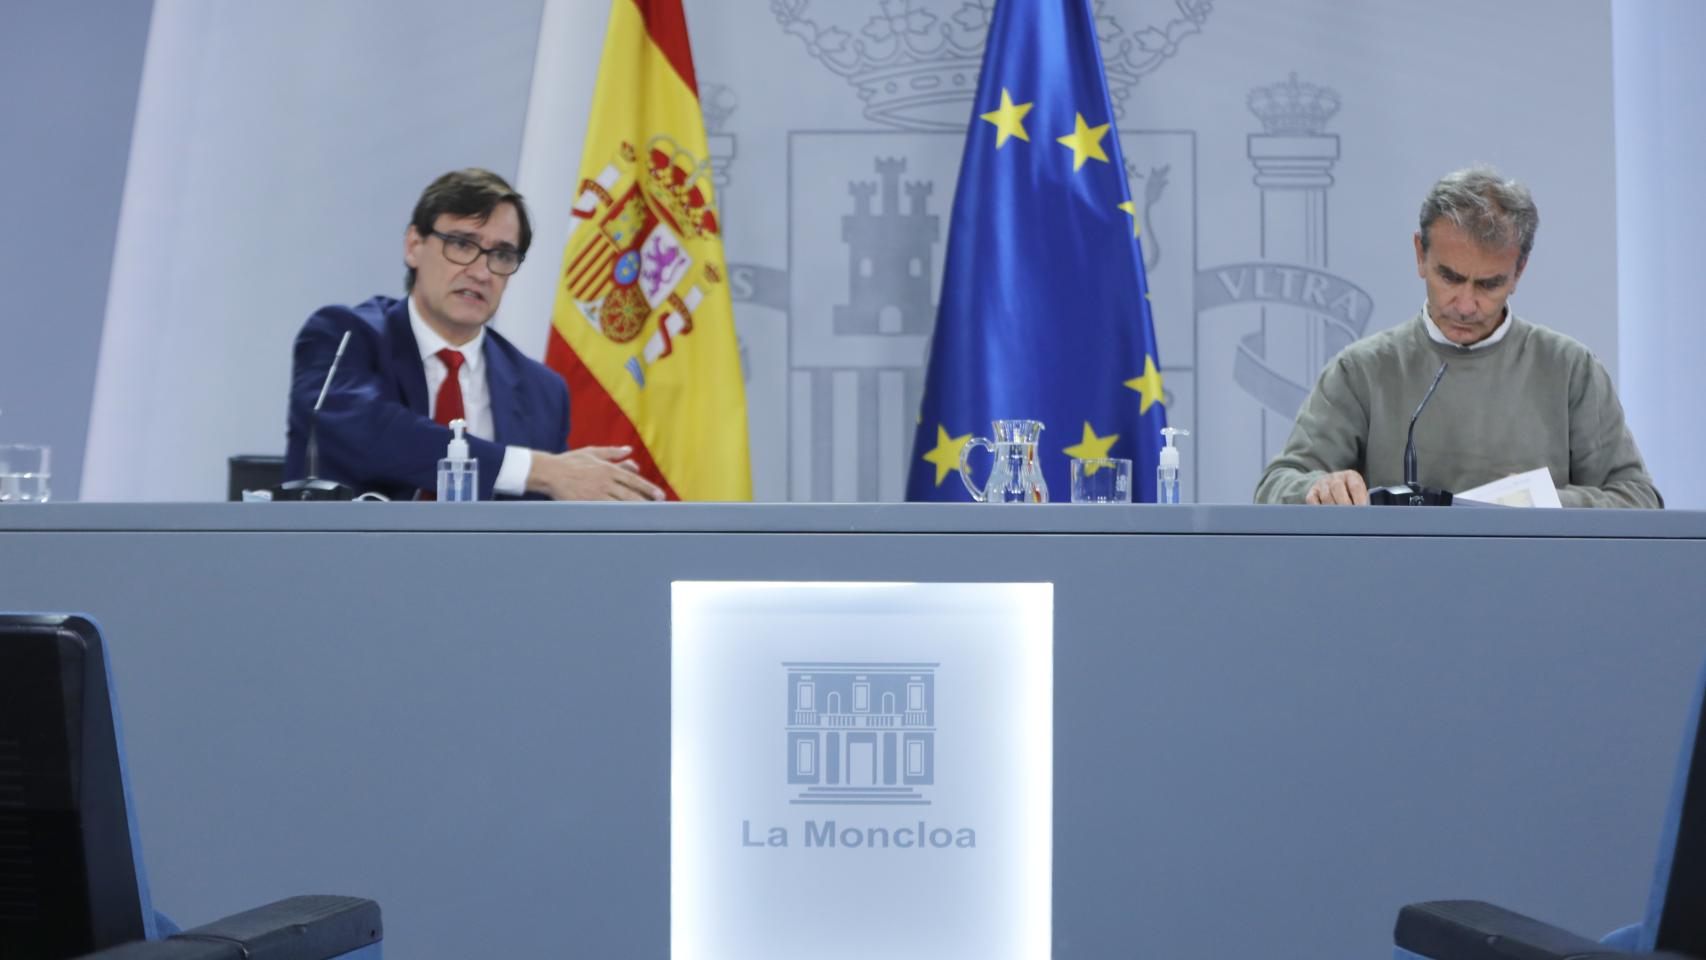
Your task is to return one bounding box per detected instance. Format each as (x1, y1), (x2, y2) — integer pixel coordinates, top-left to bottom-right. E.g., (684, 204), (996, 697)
(430, 231), (524, 276)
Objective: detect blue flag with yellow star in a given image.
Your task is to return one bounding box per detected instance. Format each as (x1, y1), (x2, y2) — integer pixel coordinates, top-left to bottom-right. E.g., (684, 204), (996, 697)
(905, 0), (1167, 503)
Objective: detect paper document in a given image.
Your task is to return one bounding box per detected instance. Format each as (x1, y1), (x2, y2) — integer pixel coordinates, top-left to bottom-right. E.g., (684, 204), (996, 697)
(1456, 467), (1562, 508)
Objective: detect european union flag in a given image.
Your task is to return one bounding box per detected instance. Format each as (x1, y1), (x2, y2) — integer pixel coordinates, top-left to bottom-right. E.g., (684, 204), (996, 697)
(906, 0), (1167, 503)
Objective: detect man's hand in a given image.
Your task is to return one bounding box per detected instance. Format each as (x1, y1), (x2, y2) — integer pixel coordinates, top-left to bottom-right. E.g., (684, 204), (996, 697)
(1304, 469), (1369, 505)
(526, 446), (666, 501)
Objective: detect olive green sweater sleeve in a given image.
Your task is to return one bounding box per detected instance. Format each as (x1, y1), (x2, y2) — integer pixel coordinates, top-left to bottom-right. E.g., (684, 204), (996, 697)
(1557, 350), (1662, 508)
(1252, 354), (1370, 505)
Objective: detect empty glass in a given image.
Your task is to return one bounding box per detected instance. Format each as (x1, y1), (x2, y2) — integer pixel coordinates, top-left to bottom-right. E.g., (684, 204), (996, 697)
(0, 444), (51, 502)
(1070, 457), (1131, 504)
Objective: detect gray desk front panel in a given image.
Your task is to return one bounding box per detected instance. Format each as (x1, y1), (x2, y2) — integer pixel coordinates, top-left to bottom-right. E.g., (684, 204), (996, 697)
(2, 506), (1703, 958)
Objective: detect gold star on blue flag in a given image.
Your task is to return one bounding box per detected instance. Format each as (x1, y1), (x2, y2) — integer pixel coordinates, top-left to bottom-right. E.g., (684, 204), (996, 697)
(907, 0), (1169, 502)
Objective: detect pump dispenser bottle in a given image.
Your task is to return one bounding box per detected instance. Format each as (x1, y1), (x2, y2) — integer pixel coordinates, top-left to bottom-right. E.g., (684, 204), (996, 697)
(1157, 427), (1189, 504)
(437, 418), (478, 501)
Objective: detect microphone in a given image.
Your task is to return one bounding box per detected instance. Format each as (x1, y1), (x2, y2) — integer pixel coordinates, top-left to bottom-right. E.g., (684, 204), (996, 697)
(307, 330), (349, 480)
(1404, 361), (1447, 488)
(1369, 361), (1454, 506)
(274, 331), (357, 501)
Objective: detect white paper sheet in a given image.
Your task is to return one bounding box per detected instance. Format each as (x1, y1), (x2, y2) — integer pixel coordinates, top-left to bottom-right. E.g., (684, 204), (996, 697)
(1457, 467), (1563, 508)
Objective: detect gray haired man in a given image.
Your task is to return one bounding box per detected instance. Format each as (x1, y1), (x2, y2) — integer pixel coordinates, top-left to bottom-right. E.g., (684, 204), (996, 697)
(1254, 166), (1661, 507)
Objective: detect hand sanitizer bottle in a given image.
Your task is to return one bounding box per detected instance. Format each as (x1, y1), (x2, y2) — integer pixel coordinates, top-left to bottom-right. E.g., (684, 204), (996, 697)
(1157, 427), (1189, 504)
(437, 418), (478, 501)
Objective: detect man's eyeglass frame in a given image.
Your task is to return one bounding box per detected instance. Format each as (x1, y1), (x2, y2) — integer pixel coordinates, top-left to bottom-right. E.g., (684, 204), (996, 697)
(430, 230), (525, 275)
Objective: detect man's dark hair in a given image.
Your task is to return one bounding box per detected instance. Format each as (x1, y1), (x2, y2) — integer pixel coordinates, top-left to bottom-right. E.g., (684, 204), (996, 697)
(405, 168), (533, 291)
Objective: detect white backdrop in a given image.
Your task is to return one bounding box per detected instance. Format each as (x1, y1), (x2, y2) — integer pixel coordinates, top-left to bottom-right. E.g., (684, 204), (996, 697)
(82, 0), (1692, 504)
(1614, 0), (1706, 512)
(82, 0), (544, 500)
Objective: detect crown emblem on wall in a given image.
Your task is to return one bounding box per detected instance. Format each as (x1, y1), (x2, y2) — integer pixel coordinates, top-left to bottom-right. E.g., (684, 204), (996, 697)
(772, 0), (1213, 131)
(640, 136), (721, 238)
(700, 83), (738, 136)
(1246, 72), (1341, 134)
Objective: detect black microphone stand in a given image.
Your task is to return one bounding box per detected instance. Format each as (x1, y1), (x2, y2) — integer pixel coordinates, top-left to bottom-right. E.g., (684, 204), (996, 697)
(1369, 361), (1454, 506)
(275, 331), (357, 502)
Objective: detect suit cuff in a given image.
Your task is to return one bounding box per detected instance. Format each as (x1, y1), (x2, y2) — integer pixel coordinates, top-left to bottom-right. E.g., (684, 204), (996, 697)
(495, 446), (533, 497)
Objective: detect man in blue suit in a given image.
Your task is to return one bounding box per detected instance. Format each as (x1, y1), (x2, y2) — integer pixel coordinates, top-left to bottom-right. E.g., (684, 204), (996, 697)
(285, 169), (665, 501)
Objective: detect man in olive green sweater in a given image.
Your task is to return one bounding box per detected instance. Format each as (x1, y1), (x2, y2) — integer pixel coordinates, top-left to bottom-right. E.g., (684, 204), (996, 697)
(1255, 167), (1661, 508)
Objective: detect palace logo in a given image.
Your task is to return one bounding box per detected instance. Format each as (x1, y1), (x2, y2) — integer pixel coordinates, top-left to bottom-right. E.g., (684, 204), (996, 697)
(783, 661), (936, 806)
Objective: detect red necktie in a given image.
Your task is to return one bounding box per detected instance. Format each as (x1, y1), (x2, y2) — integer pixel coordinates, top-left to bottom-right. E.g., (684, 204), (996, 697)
(422, 348), (467, 500)
(434, 348), (466, 426)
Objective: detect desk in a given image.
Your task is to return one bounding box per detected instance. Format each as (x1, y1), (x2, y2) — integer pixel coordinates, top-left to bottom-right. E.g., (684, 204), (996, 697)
(3, 504), (1704, 958)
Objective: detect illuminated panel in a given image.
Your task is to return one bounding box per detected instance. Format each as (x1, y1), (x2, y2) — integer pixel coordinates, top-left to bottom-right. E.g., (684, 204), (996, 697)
(673, 582), (1052, 960)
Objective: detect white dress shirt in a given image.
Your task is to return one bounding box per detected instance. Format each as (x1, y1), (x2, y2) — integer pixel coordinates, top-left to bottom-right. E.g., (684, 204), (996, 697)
(1422, 301), (1514, 351)
(408, 297), (532, 496)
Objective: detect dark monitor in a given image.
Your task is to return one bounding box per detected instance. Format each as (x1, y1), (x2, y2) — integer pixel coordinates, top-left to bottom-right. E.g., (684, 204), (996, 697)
(0, 614), (152, 958)
(227, 455), (285, 502)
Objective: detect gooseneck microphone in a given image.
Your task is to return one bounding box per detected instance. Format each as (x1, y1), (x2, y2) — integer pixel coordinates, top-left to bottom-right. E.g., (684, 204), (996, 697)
(1369, 361), (1454, 506)
(307, 332), (349, 480)
(1404, 361), (1448, 488)
(275, 331), (357, 502)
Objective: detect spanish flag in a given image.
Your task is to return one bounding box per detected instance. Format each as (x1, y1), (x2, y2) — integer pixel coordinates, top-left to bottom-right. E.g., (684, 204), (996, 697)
(544, 0), (751, 501)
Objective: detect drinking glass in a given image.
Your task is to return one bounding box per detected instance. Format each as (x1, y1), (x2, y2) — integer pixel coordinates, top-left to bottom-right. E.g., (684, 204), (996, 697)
(1069, 457), (1131, 504)
(0, 444), (51, 502)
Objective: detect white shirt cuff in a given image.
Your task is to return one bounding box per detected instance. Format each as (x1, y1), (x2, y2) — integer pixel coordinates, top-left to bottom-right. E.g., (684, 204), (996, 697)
(495, 446), (533, 497)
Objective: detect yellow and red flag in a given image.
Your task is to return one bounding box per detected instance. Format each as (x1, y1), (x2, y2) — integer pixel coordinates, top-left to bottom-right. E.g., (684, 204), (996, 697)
(544, 0), (750, 500)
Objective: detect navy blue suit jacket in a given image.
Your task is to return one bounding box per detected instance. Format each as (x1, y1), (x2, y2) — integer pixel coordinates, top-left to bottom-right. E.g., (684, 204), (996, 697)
(284, 295), (570, 500)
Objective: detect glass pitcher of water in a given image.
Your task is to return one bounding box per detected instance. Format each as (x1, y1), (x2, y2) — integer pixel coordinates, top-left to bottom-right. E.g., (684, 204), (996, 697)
(958, 419), (1048, 503)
